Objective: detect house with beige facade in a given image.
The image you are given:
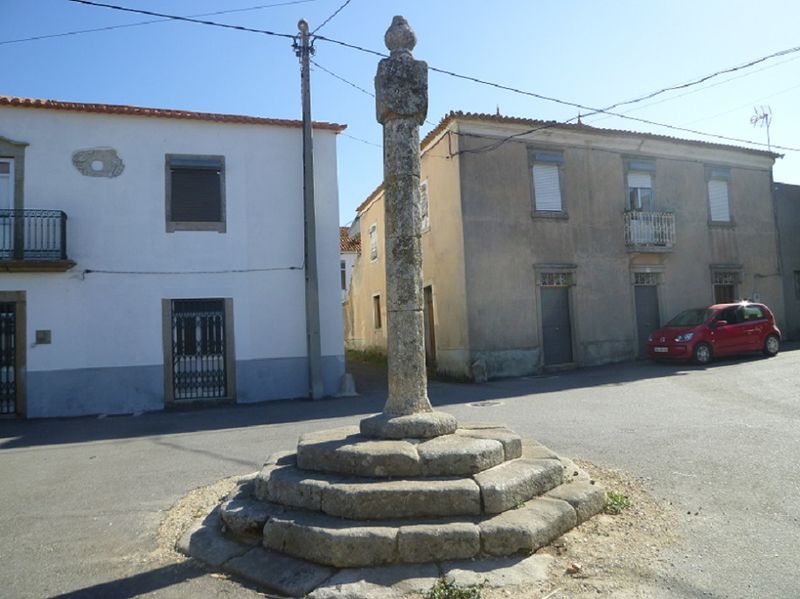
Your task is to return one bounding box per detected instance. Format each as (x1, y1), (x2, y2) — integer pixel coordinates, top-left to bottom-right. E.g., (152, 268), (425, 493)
(344, 112), (784, 380)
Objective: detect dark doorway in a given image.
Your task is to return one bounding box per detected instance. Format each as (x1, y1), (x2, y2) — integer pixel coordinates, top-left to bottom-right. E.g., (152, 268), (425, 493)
(634, 285), (660, 357)
(423, 285), (436, 367)
(0, 302), (17, 414)
(171, 299), (227, 401)
(541, 286), (573, 365)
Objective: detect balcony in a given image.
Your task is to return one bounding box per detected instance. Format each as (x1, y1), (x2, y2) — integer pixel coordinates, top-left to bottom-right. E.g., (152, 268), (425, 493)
(0, 209), (74, 272)
(624, 210), (675, 252)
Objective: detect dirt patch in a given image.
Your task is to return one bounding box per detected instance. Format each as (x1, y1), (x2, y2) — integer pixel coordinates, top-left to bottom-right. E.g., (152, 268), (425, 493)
(153, 475), (242, 563)
(480, 460), (680, 599)
(154, 462), (679, 598)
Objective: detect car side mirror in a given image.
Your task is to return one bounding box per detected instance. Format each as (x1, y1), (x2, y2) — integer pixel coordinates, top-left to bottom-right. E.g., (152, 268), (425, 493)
(714, 320), (728, 328)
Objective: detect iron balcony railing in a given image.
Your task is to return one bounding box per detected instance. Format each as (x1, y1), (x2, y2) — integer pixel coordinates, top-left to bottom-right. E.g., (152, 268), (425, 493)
(624, 210), (675, 250)
(0, 209), (68, 261)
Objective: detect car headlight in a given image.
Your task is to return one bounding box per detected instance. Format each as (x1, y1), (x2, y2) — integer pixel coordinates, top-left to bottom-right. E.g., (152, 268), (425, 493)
(674, 332), (694, 342)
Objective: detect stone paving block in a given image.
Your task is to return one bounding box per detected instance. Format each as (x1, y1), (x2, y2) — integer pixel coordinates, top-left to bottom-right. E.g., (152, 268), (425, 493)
(520, 439), (560, 460)
(219, 496), (284, 541)
(417, 435), (505, 476)
(480, 497), (577, 556)
(307, 563), (440, 599)
(176, 513), (249, 567)
(397, 522), (480, 562)
(474, 458), (563, 514)
(296, 426), (423, 477)
(322, 477), (480, 520)
(441, 553), (552, 588)
(224, 547), (335, 598)
(455, 426), (522, 460)
(546, 480), (606, 524)
(267, 465), (334, 511)
(264, 510), (398, 568)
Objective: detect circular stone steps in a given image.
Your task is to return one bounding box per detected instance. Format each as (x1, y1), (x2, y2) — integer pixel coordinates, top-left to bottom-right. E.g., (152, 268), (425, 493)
(187, 422), (607, 576)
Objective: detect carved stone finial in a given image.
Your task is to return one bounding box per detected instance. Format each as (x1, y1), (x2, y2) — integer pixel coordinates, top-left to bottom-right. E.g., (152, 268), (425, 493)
(384, 15), (416, 53)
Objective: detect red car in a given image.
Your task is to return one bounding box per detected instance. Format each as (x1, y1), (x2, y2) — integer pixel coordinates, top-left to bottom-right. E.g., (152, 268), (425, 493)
(647, 302), (781, 365)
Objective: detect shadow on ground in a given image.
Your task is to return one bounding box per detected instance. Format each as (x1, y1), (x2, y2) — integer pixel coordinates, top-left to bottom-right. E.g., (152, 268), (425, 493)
(2, 343), (796, 450)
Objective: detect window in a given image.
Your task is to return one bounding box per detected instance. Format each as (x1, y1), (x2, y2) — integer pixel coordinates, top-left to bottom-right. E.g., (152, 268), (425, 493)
(742, 305), (765, 321)
(530, 151), (564, 213)
(368, 223), (378, 261)
(166, 155), (225, 232)
(373, 294), (382, 329)
(419, 180), (430, 232)
(626, 161), (655, 211)
(340, 260), (347, 290)
(708, 167), (731, 223)
(795, 271), (800, 300)
(633, 272), (660, 286)
(540, 271), (573, 287)
(713, 271), (739, 304)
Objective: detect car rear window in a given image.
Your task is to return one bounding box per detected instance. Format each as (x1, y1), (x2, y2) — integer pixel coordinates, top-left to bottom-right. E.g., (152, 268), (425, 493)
(665, 308), (713, 327)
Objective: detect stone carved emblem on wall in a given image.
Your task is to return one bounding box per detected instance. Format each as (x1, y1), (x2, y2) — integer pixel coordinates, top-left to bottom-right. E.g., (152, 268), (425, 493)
(72, 147), (125, 178)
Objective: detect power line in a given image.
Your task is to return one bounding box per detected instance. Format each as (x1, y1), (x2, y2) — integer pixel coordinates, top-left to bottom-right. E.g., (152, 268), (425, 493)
(62, 2), (800, 152)
(585, 43), (800, 117)
(311, 0), (352, 35)
(3, 1), (317, 46)
(311, 59), (373, 97)
(66, 0), (296, 39)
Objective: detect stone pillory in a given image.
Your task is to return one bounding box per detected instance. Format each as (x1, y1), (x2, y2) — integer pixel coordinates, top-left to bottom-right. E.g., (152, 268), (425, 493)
(360, 15), (458, 440)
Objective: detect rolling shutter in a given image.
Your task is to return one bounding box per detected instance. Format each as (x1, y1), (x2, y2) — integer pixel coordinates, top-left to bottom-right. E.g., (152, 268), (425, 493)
(533, 163), (562, 212)
(708, 179), (730, 222)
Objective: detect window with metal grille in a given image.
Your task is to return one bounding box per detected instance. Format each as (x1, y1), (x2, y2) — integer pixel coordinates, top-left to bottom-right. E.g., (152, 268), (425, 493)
(708, 167), (731, 223)
(540, 272), (572, 287)
(713, 271), (738, 303)
(171, 298), (227, 401)
(166, 155), (225, 232)
(634, 272), (660, 286)
(340, 260), (347, 290)
(419, 180), (430, 231)
(795, 271), (800, 300)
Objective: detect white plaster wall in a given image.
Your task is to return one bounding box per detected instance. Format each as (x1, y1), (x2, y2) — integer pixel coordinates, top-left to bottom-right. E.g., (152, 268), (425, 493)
(0, 107), (343, 374)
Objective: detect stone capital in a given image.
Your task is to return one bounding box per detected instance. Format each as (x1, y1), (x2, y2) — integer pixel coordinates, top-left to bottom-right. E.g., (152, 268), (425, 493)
(375, 20), (428, 125)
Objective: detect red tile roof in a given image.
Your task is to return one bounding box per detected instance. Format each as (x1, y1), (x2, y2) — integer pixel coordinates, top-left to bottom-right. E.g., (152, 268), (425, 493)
(0, 95), (346, 132)
(340, 226), (360, 252)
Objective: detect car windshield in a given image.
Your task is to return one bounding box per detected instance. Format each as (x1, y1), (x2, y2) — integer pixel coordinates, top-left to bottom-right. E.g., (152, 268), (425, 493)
(665, 308), (713, 327)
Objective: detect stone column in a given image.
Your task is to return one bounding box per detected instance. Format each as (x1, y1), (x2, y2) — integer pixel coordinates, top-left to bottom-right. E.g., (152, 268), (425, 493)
(360, 16), (457, 440)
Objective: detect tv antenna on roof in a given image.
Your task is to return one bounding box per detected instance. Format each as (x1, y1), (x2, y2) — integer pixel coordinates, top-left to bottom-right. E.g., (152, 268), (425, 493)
(750, 105), (773, 152)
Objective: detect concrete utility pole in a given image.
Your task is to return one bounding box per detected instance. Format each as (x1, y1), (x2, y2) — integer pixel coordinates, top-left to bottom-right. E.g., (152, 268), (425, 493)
(297, 19), (324, 400)
(360, 16), (457, 439)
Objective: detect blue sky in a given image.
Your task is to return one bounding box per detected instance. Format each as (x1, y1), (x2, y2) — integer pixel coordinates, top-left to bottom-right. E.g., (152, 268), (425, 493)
(3, 0), (799, 225)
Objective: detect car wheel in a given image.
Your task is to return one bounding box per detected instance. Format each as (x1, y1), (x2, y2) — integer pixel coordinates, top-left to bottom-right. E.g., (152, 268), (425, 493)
(763, 334), (780, 357)
(693, 342), (712, 365)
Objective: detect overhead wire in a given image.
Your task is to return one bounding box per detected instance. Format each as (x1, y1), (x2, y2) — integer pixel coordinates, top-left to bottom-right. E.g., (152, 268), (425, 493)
(311, 0), (352, 35)
(62, 1), (800, 152)
(66, 0), (297, 39)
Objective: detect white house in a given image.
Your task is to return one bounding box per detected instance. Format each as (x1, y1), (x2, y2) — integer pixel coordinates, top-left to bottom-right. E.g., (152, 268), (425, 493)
(339, 226), (359, 301)
(0, 96), (345, 418)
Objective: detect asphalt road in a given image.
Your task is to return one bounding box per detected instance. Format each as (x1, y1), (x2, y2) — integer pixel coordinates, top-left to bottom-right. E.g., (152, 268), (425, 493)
(1, 344), (798, 599)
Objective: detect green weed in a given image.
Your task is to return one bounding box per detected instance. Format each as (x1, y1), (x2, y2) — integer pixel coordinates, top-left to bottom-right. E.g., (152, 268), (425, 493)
(425, 577), (483, 599)
(605, 490), (632, 514)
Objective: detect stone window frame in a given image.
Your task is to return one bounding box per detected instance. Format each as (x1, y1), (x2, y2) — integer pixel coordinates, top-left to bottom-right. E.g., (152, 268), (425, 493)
(165, 154), (227, 233)
(529, 149), (567, 219)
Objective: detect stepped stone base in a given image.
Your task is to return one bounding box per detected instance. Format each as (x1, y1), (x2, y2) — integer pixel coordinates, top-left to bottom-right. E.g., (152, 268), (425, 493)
(179, 422), (606, 597)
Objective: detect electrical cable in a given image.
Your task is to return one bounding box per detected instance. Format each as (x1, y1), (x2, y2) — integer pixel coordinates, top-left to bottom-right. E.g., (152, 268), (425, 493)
(311, 0), (352, 35)
(82, 264), (304, 276)
(62, 2), (800, 152)
(66, 0), (297, 39)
